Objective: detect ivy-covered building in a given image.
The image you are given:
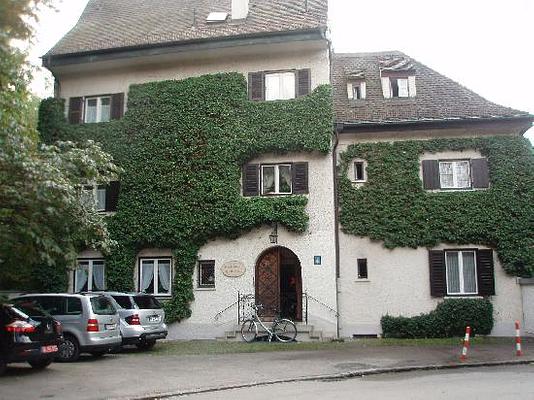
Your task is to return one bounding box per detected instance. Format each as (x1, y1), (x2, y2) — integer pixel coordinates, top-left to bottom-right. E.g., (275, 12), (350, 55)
(38, 0), (534, 339)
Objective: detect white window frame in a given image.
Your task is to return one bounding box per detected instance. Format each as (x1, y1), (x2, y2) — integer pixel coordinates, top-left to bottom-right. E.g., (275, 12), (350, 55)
(261, 164), (293, 195)
(265, 72), (296, 101)
(84, 96), (112, 123)
(382, 75), (416, 98)
(81, 184), (106, 212)
(445, 250), (478, 295)
(439, 160), (472, 189)
(347, 81), (367, 100)
(74, 259), (105, 292)
(139, 258), (172, 296)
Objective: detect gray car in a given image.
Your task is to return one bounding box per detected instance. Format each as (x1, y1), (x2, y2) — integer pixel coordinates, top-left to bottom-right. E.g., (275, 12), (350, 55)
(100, 292), (168, 350)
(13, 293), (121, 361)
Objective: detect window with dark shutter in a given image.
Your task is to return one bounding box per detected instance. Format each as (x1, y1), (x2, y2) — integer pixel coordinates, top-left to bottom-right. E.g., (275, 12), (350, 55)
(429, 250), (447, 297)
(296, 69), (311, 97)
(471, 158), (490, 189)
(105, 181), (121, 212)
(422, 160), (440, 190)
(476, 249), (495, 296)
(69, 97), (83, 124)
(292, 162), (309, 194)
(111, 93), (125, 120)
(248, 72), (265, 101)
(243, 164), (259, 196)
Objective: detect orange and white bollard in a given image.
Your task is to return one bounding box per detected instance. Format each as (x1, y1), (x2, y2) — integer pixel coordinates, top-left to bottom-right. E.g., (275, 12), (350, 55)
(515, 320), (523, 357)
(460, 326), (471, 362)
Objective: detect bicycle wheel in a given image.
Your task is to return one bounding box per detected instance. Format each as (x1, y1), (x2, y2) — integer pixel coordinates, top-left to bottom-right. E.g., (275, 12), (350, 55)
(273, 319), (297, 342)
(240, 319), (258, 343)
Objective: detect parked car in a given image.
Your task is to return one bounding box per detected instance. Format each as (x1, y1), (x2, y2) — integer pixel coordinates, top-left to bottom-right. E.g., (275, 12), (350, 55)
(12, 294), (121, 362)
(98, 292), (167, 350)
(0, 303), (62, 375)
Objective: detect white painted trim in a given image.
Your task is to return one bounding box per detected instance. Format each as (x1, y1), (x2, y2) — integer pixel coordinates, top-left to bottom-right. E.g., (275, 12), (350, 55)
(445, 250), (478, 295)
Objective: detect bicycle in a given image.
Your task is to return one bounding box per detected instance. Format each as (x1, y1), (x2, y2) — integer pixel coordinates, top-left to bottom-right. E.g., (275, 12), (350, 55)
(240, 304), (297, 343)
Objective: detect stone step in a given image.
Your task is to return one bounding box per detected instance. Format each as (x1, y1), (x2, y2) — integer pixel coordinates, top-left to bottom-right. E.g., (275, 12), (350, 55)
(222, 323), (325, 342)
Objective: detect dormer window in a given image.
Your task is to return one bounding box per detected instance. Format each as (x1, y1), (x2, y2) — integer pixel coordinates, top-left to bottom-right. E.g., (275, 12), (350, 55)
(347, 81), (366, 100)
(381, 74), (416, 99)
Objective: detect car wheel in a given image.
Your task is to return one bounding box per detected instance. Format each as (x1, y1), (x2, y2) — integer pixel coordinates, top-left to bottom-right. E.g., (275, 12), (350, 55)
(89, 351), (107, 358)
(0, 358), (6, 376)
(28, 359), (53, 370)
(136, 340), (156, 351)
(57, 335), (80, 362)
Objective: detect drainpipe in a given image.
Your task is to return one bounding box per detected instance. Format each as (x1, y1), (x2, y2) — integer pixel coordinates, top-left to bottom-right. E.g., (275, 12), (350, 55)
(332, 124), (342, 339)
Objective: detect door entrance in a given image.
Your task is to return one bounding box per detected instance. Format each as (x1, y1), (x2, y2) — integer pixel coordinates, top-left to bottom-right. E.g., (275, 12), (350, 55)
(255, 247), (302, 321)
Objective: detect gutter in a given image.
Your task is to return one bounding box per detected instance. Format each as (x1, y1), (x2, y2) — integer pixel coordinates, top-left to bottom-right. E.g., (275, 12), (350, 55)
(42, 27), (328, 70)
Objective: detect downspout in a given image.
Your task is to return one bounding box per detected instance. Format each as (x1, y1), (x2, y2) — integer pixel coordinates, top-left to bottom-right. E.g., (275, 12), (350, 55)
(332, 123), (342, 339)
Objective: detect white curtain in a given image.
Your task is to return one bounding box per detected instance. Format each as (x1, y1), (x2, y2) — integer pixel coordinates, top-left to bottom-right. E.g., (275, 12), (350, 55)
(262, 166), (275, 194)
(96, 188), (106, 211)
(100, 97), (111, 122)
(75, 265), (88, 292)
(446, 252), (460, 294)
(439, 162), (454, 188)
(381, 77), (392, 98)
(462, 252), (477, 293)
(455, 161), (471, 188)
(141, 261), (154, 292)
(158, 262), (171, 293)
(92, 261), (105, 291)
(397, 78), (409, 97)
(278, 165), (292, 193)
(85, 99), (97, 123)
(279, 72), (295, 100)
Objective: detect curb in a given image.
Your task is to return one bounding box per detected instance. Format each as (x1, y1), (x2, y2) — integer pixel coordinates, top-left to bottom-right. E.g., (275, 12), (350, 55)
(124, 358), (534, 400)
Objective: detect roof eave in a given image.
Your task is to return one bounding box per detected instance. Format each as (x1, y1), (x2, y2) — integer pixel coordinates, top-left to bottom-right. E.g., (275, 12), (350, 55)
(42, 27), (328, 70)
(337, 115), (534, 133)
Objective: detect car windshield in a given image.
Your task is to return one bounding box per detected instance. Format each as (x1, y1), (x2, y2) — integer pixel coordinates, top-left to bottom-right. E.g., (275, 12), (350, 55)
(133, 295), (161, 309)
(90, 296), (116, 315)
(111, 295), (132, 309)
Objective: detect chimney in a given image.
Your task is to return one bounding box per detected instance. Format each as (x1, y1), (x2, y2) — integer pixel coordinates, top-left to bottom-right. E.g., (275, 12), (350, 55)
(232, 0), (249, 20)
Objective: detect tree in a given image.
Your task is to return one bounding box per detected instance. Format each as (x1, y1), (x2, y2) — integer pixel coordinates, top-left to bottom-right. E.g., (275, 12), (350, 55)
(0, 0), (120, 289)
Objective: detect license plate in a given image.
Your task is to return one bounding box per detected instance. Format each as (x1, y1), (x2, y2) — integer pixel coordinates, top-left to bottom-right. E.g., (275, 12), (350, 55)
(105, 324), (117, 330)
(148, 316), (161, 323)
(41, 345), (58, 354)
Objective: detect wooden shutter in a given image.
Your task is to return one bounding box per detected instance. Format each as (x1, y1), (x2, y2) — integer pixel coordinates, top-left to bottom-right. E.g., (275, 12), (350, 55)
(429, 250), (446, 297)
(296, 69), (311, 97)
(243, 164), (259, 196)
(360, 81), (367, 99)
(248, 72), (265, 101)
(111, 93), (125, 120)
(408, 76), (417, 97)
(105, 181), (121, 212)
(422, 160), (440, 190)
(69, 97), (84, 124)
(292, 162), (309, 194)
(347, 83), (354, 99)
(477, 249), (495, 296)
(471, 158), (490, 189)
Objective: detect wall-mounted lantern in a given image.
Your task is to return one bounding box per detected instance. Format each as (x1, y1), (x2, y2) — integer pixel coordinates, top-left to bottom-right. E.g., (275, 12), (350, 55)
(269, 222), (278, 244)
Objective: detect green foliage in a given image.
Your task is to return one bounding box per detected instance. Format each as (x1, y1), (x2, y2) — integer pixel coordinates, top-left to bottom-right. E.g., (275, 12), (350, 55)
(381, 298), (494, 338)
(38, 73), (333, 321)
(339, 137), (534, 277)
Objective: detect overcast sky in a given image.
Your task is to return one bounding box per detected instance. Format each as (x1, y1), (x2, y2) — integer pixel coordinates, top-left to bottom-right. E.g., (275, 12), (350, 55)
(28, 0), (533, 140)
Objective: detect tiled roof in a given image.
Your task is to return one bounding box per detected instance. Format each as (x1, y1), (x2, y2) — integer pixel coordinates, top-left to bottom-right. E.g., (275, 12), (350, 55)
(333, 51), (532, 125)
(46, 0), (328, 56)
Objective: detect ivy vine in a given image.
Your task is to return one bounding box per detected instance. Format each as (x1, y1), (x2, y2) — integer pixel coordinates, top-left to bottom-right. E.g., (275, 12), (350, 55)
(39, 73), (333, 322)
(339, 136), (534, 277)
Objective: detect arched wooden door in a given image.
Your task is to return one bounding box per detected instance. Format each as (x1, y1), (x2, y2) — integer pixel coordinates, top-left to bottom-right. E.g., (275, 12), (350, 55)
(255, 247), (302, 321)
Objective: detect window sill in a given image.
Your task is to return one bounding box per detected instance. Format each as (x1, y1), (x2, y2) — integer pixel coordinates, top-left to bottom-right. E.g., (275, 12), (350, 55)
(444, 295), (483, 299)
(426, 188), (488, 193)
(196, 287), (216, 292)
(355, 279), (370, 283)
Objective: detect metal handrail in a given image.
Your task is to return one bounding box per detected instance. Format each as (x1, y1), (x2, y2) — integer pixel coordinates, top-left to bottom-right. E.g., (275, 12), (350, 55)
(213, 299), (239, 322)
(303, 292), (339, 318)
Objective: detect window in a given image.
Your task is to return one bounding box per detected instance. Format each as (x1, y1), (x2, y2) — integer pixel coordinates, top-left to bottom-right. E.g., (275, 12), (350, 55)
(198, 261), (215, 288)
(81, 184), (107, 211)
(265, 72), (296, 101)
(139, 258), (172, 296)
(429, 249), (495, 297)
(74, 259), (105, 292)
(439, 160), (471, 189)
(248, 69), (310, 101)
(261, 164), (293, 195)
(381, 75), (416, 98)
(84, 96), (111, 123)
(347, 81), (366, 100)
(357, 259), (368, 279)
(445, 251), (477, 295)
(422, 158), (489, 191)
(354, 161), (366, 182)
(66, 298), (82, 315)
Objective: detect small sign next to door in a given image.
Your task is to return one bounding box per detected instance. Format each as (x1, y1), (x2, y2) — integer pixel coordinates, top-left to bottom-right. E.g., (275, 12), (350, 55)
(314, 256), (322, 266)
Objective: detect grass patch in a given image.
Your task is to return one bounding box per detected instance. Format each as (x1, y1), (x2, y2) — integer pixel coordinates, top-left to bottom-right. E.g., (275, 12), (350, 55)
(127, 336), (509, 357)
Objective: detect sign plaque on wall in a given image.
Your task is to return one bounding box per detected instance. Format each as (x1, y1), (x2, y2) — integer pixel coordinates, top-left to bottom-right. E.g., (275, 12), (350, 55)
(221, 261), (246, 277)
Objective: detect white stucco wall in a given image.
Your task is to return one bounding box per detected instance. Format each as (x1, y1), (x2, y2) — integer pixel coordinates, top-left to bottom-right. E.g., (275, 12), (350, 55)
(168, 151), (337, 340)
(55, 41), (331, 114)
(520, 280), (534, 337)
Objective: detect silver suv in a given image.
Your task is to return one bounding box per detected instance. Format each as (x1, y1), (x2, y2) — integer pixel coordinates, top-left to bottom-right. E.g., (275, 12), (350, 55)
(13, 294), (121, 361)
(101, 292), (167, 350)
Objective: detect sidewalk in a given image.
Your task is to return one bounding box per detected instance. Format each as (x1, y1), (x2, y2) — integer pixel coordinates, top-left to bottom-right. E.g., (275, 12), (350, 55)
(0, 340), (532, 400)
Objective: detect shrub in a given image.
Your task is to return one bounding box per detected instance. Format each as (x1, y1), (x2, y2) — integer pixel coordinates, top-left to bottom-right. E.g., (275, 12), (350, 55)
(381, 298), (493, 338)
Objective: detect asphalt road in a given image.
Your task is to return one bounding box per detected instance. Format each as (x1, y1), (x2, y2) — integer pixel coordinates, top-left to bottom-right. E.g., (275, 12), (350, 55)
(179, 365), (534, 400)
